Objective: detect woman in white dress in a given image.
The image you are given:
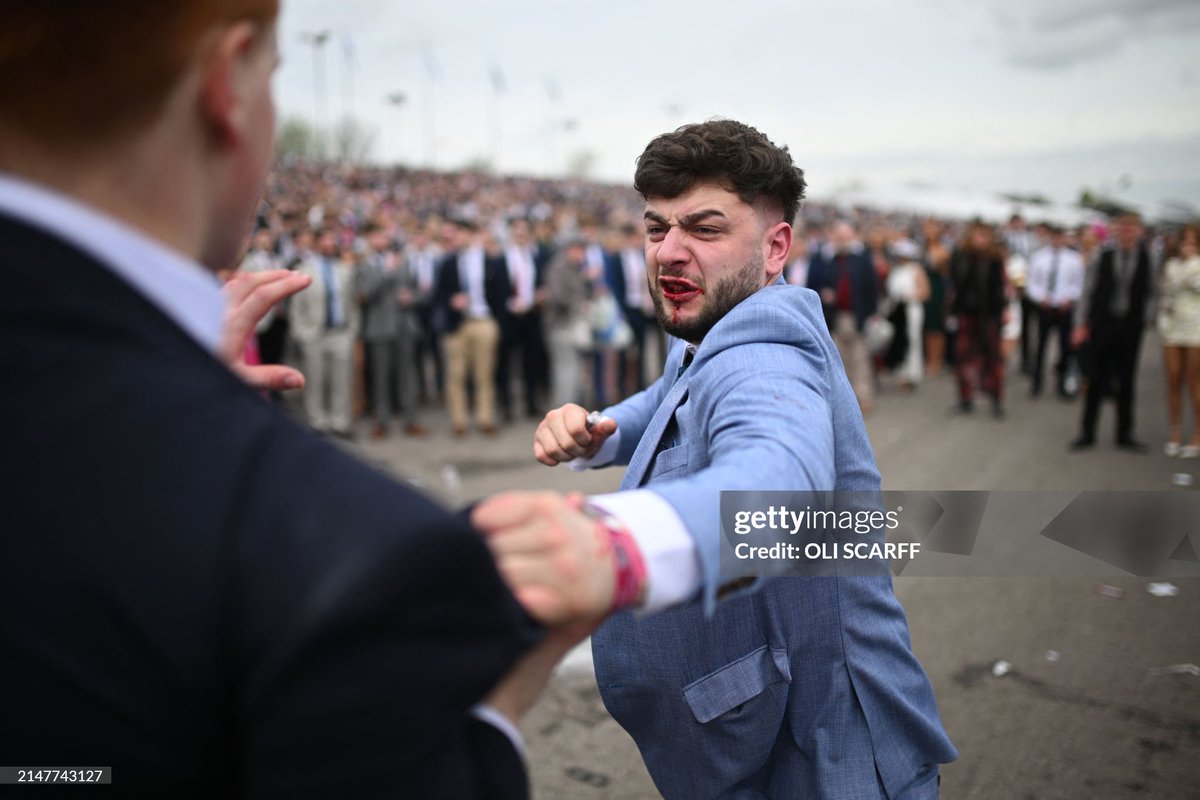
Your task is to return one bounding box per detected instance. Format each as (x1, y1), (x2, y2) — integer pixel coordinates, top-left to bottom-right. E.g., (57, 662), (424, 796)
(887, 239), (931, 389)
(1160, 226), (1200, 457)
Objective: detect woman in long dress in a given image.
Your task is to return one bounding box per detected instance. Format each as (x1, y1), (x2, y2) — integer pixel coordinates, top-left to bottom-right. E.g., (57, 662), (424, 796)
(886, 239), (931, 389)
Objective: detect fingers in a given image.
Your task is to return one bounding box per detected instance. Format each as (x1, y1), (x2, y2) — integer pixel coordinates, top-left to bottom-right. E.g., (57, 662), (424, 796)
(533, 439), (558, 467)
(472, 491), (552, 534)
(234, 272), (311, 334)
(533, 404), (604, 463)
(222, 271), (311, 360)
(234, 363), (305, 392)
(594, 416), (618, 439)
(473, 491), (616, 626)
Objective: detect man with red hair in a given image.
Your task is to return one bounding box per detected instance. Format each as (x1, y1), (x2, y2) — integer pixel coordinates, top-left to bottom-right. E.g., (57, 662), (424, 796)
(0, 3), (604, 796)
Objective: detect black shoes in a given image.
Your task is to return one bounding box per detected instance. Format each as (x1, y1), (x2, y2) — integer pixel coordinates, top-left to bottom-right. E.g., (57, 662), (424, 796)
(1069, 435), (1149, 453)
(1116, 437), (1149, 454)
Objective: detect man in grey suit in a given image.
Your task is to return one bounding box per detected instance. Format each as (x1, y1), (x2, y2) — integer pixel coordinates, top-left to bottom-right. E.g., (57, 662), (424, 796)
(290, 228), (360, 437)
(357, 224), (427, 439)
(475, 120), (956, 798)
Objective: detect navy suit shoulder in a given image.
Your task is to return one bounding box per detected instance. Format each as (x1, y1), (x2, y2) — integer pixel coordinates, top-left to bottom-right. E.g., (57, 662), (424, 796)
(433, 250), (464, 332)
(0, 216), (536, 799)
(485, 252), (512, 319)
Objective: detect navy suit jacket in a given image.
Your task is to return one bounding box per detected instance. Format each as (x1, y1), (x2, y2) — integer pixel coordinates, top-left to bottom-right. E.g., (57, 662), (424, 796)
(592, 283), (955, 799)
(807, 248), (879, 333)
(432, 249), (512, 333)
(0, 215), (539, 798)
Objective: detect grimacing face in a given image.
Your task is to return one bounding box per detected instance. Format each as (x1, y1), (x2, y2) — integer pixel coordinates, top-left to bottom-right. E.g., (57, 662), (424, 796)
(643, 182), (786, 344)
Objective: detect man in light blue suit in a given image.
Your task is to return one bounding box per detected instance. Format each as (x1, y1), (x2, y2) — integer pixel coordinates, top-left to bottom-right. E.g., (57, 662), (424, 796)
(476, 120), (955, 799)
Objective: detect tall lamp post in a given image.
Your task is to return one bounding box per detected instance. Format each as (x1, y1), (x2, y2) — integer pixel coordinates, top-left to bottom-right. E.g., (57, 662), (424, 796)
(300, 29), (331, 160)
(386, 92), (407, 166)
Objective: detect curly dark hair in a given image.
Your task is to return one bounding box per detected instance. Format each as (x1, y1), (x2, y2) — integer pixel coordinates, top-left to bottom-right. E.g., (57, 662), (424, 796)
(633, 119), (806, 225)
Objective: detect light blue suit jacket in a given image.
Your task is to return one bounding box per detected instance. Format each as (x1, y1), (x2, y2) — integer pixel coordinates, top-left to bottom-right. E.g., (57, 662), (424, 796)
(592, 282), (956, 799)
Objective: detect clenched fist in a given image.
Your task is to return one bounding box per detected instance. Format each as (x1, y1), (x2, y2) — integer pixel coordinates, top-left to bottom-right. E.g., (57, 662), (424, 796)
(471, 491), (615, 627)
(534, 404), (618, 466)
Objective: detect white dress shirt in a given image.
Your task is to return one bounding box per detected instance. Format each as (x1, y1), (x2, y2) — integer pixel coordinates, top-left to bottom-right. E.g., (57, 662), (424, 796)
(505, 245), (537, 313)
(459, 246), (492, 319)
(620, 247), (647, 310)
(407, 246), (440, 297)
(1026, 246), (1085, 306)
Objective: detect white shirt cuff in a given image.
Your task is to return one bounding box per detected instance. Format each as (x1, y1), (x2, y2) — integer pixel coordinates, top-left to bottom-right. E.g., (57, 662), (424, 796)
(567, 428), (621, 471)
(587, 489), (701, 613)
(471, 704), (525, 760)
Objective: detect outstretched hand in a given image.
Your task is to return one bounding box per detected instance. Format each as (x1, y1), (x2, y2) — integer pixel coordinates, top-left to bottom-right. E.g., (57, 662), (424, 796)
(471, 491), (615, 628)
(220, 269), (311, 392)
(534, 404), (618, 466)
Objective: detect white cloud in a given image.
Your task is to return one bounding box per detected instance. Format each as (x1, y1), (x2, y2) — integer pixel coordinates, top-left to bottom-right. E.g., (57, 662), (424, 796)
(994, 0), (1200, 70)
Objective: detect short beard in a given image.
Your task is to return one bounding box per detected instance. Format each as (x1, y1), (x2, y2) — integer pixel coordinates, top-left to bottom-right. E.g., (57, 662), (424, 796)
(651, 252), (764, 343)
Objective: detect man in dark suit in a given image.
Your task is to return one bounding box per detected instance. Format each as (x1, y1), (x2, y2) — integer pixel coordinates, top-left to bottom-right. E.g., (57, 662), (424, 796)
(807, 221), (880, 413)
(616, 222), (653, 397)
(0, 3), (610, 796)
(501, 218), (551, 419)
(1071, 212), (1154, 452)
(432, 221), (511, 435)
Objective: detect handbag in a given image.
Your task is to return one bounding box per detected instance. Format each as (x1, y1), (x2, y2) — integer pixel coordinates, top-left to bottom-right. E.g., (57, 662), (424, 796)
(864, 314), (894, 356)
(567, 315), (593, 351)
(589, 294), (633, 351)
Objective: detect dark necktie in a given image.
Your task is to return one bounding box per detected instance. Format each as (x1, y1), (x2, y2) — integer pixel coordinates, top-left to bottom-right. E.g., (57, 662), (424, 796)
(1047, 249), (1060, 299)
(321, 257), (344, 329)
(675, 348), (695, 383)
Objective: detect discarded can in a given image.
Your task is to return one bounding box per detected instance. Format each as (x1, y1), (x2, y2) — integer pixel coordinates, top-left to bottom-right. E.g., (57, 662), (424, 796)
(1172, 473), (1194, 487)
(1045, 650), (1060, 663)
(1094, 584), (1125, 599)
(1147, 582), (1179, 598)
(992, 660), (1012, 677)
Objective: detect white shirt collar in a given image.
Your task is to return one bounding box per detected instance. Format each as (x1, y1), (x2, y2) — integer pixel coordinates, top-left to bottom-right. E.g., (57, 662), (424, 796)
(0, 172), (226, 353)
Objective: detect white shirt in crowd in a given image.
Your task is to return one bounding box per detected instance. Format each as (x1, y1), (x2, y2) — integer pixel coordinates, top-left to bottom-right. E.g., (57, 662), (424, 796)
(621, 247), (647, 310)
(1026, 246), (1085, 307)
(458, 246), (491, 319)
(505, 245), (537, 313)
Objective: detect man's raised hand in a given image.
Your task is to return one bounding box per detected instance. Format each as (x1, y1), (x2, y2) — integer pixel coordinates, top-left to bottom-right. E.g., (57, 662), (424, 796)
(220, 269), (311, 391)
(534, 404), (618, 466)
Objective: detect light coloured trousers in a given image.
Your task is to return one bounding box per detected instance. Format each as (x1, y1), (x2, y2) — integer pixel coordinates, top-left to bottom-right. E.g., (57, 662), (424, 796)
(444, 318), (500, 429)
(299, 332), (355, 432)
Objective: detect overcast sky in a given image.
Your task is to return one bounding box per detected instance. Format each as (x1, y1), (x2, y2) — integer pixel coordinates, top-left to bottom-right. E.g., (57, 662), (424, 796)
(275, 0), (1200, 210)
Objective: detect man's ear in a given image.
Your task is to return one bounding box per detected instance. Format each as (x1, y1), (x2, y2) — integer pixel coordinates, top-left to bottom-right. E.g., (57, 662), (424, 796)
(198, 21), (264, 148)
(763, 220), (792, 279)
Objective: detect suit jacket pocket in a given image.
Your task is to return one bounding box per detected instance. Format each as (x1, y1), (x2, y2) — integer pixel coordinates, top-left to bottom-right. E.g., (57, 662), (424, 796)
(667, 645), (792, 792)
(683, 644), (791, 724)
(647, 442), (689, 482)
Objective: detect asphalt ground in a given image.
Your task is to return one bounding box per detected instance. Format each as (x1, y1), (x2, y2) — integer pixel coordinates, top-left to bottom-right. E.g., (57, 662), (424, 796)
(343, 332), (1199, 799)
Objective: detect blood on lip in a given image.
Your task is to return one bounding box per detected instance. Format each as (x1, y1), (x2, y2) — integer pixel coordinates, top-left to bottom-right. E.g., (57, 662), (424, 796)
(659, 276), (701, 294)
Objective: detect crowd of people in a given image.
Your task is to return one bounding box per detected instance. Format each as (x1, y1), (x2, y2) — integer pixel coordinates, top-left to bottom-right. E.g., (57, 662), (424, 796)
(241, 163), (1200, 456)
